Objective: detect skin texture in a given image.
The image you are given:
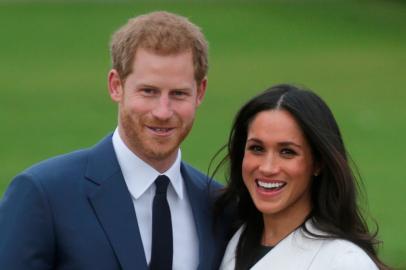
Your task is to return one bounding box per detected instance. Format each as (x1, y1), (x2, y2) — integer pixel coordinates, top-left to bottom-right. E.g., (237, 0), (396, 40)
(108, 48), (207, 173)
(242, 109), (317, 246)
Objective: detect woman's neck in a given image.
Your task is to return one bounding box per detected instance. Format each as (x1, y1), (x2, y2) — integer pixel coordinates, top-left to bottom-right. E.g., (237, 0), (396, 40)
(261, 203), (311, 246)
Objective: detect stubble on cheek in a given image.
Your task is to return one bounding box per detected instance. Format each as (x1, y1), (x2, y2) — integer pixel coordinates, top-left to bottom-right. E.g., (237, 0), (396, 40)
(119, 109), (185, 161)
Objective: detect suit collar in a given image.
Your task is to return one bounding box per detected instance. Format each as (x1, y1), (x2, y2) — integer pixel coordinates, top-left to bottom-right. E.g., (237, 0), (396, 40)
(85, 134), (120, 185)
(85, 135), (148, 270)
(181, 164), (216, 270)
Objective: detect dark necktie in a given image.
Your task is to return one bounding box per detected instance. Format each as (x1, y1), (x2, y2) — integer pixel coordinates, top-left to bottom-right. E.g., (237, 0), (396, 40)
(149, 175), (173, 270)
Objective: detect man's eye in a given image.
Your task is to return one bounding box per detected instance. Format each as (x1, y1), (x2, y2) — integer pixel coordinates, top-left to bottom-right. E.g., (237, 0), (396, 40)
(141, 88), (156, 95)
(172, 91), (187, 98)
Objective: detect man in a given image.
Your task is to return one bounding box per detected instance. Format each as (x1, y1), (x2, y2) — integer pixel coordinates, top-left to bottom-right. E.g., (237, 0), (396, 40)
(0, 11), (232, 270)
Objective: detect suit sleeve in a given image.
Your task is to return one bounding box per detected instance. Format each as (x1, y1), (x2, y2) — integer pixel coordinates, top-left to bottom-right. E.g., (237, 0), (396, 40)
(0, 173), (55, 270)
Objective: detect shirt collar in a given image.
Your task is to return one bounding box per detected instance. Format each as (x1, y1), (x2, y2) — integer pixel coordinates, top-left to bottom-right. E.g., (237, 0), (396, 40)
(112, 128), (184, 200)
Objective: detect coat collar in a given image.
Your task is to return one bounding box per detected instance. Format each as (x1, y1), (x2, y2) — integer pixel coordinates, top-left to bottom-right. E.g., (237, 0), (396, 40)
(85, 135), (148, 270)
(181, 163), (214, 270)
(221, 220), (326, 270)
(253, 220), (325, 269)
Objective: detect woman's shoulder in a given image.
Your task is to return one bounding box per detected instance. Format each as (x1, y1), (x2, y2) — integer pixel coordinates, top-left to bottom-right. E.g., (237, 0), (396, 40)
(310, 236), (378, 269)
(220, 222), (379, 270)
(301, 220), (378, 269)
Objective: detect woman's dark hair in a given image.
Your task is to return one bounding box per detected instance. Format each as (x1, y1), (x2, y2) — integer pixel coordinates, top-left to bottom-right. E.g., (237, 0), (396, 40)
(213, 84), (388, 269)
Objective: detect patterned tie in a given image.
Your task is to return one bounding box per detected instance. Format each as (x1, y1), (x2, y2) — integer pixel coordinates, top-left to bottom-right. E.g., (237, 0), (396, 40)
(149, 175), (173, 270)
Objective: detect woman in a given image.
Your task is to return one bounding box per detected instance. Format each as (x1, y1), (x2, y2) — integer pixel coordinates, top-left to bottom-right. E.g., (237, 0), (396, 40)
(215, 84), (388, 269)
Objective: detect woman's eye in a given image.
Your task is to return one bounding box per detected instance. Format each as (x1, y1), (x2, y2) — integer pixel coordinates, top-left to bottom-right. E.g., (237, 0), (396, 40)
(280, 148), (297, 157)
(247, 144), (263, 153)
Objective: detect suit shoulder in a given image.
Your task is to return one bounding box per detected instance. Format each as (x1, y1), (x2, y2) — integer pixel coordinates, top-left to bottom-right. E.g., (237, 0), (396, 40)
(181, 162), (223, 189)
(181, 162), (206, 178)
(24, 148), (90, 174)
(17, 147), (91, 186)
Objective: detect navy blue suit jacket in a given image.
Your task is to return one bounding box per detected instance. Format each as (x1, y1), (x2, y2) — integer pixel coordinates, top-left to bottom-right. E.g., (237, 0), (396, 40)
(0, 135), (232, 270)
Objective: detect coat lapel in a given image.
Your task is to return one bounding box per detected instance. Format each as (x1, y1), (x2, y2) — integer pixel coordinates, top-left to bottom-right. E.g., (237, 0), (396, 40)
(181, 164), (215, 270)
(253, 221), (325, 270)
(85, 135), (148, 270)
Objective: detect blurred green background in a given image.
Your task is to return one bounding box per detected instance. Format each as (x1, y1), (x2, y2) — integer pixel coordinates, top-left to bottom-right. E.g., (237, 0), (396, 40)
(0, 0), (405, 268)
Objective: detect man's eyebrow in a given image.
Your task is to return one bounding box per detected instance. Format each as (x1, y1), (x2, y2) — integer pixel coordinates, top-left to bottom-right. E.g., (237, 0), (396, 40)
(136, 84), (158, 89)
(171, 87), (193, 91)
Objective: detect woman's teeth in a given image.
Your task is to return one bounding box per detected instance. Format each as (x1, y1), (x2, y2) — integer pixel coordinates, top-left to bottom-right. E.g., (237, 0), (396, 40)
(256, 180), (285, 190)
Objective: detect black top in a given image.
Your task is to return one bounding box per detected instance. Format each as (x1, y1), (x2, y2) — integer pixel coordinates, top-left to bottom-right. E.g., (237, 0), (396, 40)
(247, 245), (274, 269)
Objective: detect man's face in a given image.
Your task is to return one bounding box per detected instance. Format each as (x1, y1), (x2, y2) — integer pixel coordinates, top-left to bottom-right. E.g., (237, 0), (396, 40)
(108, 48), (206, 172)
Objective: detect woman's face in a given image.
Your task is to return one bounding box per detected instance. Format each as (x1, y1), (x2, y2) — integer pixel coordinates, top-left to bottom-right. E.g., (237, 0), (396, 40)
(242, 109), (316, 222)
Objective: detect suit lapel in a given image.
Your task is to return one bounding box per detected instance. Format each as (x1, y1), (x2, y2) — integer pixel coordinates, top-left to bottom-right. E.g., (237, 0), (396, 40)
(85, 135), (148, 270)
(181, 164), (214, 270)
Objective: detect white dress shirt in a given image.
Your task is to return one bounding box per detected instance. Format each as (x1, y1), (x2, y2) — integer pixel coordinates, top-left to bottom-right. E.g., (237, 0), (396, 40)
(112, 129), (198, 270)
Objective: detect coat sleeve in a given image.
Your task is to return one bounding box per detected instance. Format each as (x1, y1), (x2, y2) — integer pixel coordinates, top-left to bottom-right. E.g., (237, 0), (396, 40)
(0, 173), (55, 270)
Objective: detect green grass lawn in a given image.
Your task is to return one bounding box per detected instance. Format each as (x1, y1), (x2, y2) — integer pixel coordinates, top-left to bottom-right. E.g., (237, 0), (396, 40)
(1, 1), (405, 267)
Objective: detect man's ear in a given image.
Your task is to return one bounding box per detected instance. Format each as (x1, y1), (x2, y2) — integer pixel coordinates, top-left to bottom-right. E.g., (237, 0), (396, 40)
(196, 77), (207, 107)
(108, 69), (123, 102)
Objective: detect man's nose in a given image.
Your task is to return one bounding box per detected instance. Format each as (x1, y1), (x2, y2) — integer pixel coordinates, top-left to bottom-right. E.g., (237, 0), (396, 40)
(151, 95), (174, 120)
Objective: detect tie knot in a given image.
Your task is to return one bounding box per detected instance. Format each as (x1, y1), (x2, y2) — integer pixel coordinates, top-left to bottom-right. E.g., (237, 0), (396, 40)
(155, 175), (170, 195)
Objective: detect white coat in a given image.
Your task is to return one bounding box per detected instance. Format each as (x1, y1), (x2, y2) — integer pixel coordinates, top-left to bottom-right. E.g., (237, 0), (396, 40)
(220, 221), (378, 270)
